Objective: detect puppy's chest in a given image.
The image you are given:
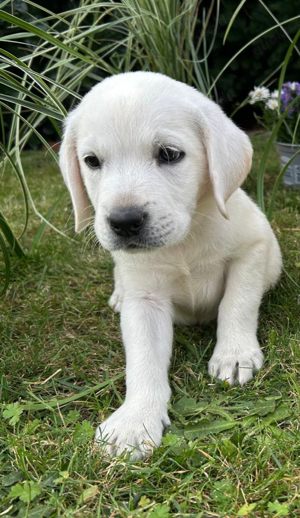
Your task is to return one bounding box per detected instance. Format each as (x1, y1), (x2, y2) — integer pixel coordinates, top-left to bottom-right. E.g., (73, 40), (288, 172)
(171, 256), (226, 313)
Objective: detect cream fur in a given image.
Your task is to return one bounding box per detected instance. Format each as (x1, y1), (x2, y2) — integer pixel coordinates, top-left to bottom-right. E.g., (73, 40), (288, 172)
(59, 72), (282, 459)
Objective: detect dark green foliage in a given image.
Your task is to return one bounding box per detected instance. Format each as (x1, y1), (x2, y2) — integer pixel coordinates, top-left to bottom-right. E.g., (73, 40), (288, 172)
(1, 0), (300, 130)
(204, 0), (300, 122)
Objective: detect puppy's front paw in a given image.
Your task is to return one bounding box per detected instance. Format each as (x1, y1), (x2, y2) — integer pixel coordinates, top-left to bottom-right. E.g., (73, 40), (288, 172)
(108, 290), (123, 313)
(95, 402), (170, 459)
(208, 343), (264, 386)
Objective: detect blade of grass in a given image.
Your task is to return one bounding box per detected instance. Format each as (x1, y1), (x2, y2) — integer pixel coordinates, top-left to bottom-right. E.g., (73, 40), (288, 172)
(223, 0), (248, 44)
(0, 372), (125, 411)
(0, 93), (64, 121)
(0, 72), (59, 108)
(292, 113), (300, 145)
(29, 193), (67, 253)
(0, 141), (30, 237)
(0, 9), (125, 74)
(208, 15), (300, 95)
(0, 104), (5, 148)
(258, 0), (300, 56)
(0, 231), (10, 296)
(0, 102), (59, 163)
(0, 211), (26, 258)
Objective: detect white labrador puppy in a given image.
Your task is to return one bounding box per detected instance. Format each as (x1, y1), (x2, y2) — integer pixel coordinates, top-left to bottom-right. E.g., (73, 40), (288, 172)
(59, 72), (282, 459)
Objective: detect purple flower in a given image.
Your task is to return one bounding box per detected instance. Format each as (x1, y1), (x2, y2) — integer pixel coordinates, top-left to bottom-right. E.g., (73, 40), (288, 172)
(280, 81), (300, 115)
(291, 82), (300, 95)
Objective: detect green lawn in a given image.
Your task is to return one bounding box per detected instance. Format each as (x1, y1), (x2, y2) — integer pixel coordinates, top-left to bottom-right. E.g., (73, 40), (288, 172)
(0, 135), (299, 517)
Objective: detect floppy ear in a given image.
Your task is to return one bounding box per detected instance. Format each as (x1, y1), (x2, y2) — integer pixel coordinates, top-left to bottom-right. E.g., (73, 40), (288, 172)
(59, 110), (93, 233)
(196, 97), (253, 218)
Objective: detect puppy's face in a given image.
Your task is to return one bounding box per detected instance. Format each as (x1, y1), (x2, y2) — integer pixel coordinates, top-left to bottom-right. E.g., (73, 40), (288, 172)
(75, 80), (207, 251)
(60, 73), (252, 251)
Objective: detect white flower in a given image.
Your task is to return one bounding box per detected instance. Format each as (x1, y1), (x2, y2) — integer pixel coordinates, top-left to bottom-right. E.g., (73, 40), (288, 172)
(266, 99), (278, 110)
(271, 89), (279, 98)
(291, 82), (297, 91)
(248, 86), (270, 104)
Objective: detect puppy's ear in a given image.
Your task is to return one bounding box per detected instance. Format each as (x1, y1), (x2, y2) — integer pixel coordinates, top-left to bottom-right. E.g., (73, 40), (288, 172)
(59, 110), (92, 233)
(196, 97), (253, 218)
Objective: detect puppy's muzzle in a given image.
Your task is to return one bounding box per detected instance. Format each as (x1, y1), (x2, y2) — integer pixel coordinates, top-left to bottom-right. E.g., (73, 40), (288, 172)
(108, 207), (147, 238)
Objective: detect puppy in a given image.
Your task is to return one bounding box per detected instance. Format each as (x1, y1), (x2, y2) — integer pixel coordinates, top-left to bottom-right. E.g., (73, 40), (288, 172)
(59, 72), (282, 459)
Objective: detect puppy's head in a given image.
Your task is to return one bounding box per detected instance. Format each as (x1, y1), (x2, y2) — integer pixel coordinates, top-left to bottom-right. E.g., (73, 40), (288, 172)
(60, 72), (252, 252)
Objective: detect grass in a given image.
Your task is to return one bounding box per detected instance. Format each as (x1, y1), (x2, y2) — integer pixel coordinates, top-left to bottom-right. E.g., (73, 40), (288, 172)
(0, 135), (300, 517)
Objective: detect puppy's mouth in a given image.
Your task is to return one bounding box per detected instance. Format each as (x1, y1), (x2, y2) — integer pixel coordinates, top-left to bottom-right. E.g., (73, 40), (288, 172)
(99, 212), (178, 252)
(98, 228), (174, 253)
(104, 231), (172, 251)
(121, 238), (165, 252)
(127, 242), (148, 250)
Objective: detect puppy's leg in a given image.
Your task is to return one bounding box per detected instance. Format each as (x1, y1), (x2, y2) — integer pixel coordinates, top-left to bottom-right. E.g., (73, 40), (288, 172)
(109, 265), (123, 313)
(95, 292), (173, 458)
(208, 242), (278, 386)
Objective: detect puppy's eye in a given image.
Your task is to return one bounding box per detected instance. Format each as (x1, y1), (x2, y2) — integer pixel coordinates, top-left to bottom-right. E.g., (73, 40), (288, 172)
(84, 155), (101, 169)
(158, 147), (184, 164)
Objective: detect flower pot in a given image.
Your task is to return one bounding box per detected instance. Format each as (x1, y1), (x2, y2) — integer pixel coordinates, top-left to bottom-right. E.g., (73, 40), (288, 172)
(276, 141), (300, 187)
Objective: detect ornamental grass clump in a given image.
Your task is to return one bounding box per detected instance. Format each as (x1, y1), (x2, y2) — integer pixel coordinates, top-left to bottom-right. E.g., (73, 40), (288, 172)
(248, 82), (300, 144)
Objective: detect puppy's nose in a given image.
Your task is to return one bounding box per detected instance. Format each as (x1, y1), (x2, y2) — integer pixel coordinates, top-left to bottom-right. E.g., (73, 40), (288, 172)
(108, 207), (146, 237)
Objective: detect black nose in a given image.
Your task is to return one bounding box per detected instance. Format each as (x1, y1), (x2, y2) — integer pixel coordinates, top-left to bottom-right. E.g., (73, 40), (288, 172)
(108, 207), (146, 237)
